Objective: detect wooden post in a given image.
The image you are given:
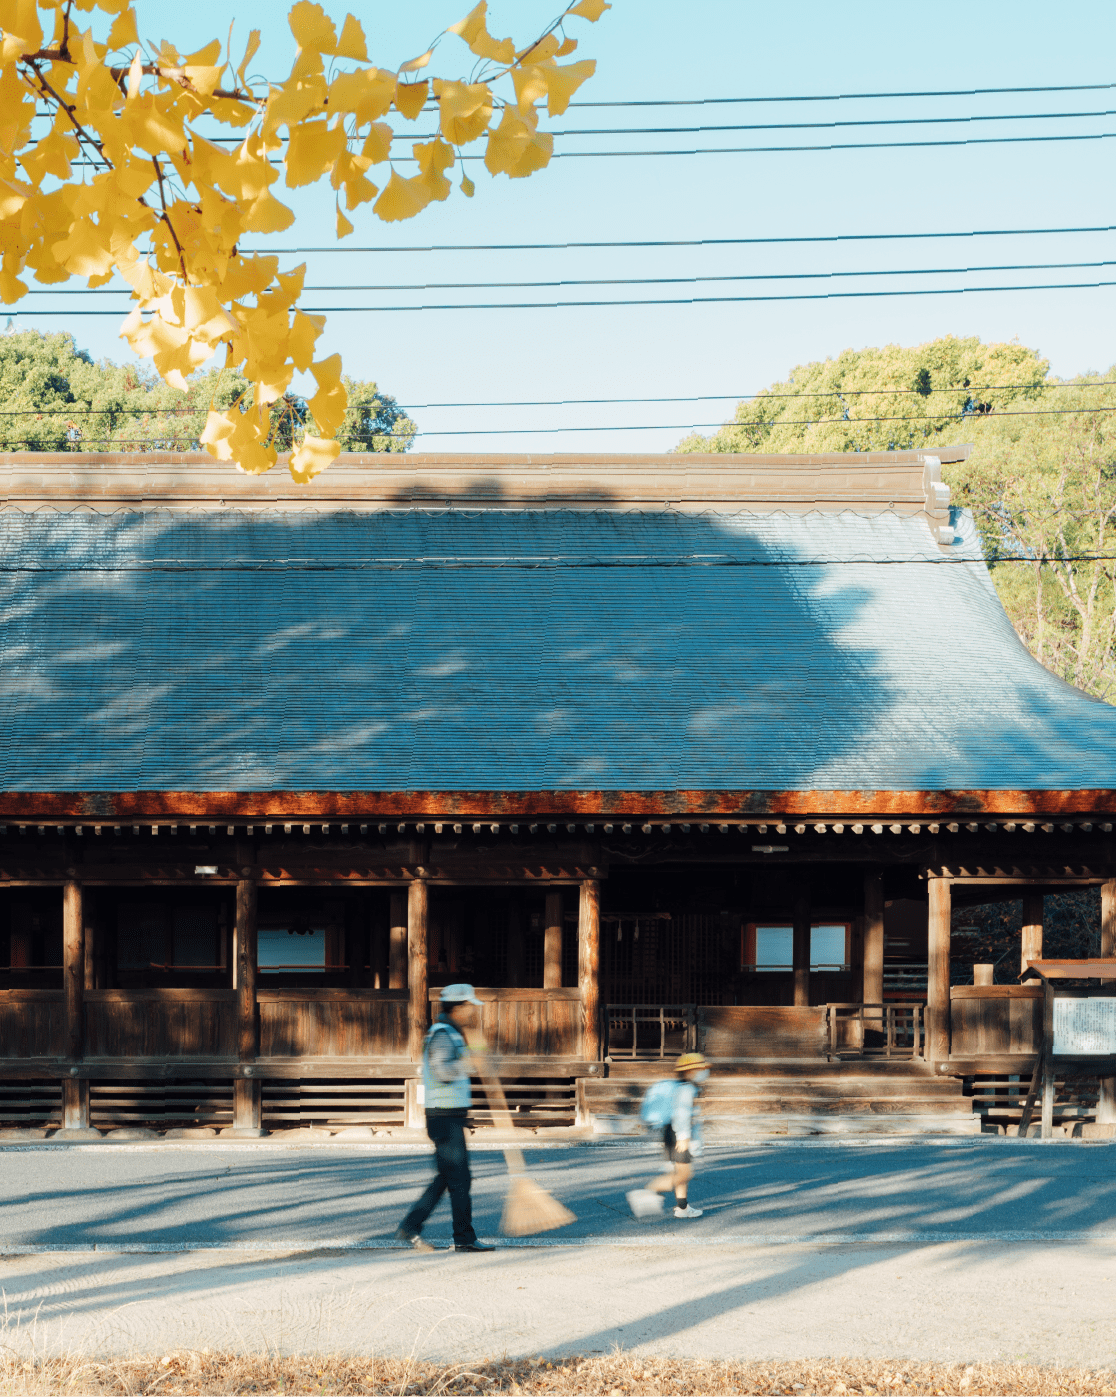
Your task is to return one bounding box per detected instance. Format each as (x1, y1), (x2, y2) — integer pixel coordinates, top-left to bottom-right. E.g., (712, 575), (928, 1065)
(927, 876), (952, 1063)
(408, 878), (429, 1062)
(62, 881), (90, 1130)
(1100, 880), (1116, 1124)
(1021, 892), (1043, 974)
(974, 963), (994, 985)
(544, 889), (564, 989)
(578, 879), (601, 1061)
(1040, 980), (1055, 1139)
(389, 891), (408, 990)
(234, 879), (262, 1134)
(792, 891), (811, 1008)
(862, 873), (884, 1040)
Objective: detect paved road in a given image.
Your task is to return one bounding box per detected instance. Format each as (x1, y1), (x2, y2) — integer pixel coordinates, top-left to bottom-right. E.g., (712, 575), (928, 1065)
(0, 1138), (1114, 1249)
(0, 1140), (1113, 1363)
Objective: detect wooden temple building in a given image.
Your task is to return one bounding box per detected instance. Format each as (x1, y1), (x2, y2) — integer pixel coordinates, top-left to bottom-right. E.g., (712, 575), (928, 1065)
(0, 448), (1114, 1136)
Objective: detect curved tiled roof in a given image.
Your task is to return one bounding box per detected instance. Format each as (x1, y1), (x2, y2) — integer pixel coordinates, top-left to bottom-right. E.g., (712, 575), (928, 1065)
(0, 491), (1114, 797)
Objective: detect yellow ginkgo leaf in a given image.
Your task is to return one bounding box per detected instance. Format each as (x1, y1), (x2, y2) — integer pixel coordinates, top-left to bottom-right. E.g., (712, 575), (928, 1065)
(288, 308), (326, 371)
(336, 202), (353, 238)
(393, 79), (428, 121)
(361, 122), (393, 164)
(329, 67), (395, 122)
(335, 14), (368, 61)
(398, 49), (433, 74)
(542, 59), (595, 115)
(236, 29), (261, 85)
(460, 170), (475, 197)
(413, 138), (454, 202)
(512, 65), (549, 111)
(0, 0), (42, 64)
(518, 33), (560, 66)
(308, 353), (347, 436)
(568, 0), (611, 17)
(556, 37), (578, 55)
(244, 187), (296, 233)
(285, 119), (346, 187)
(289, 433), (340, 484)
(447, 1), (487, 45)
(288, 0), (336, 54)
(106, 7), (138, 49)
(437, 81), (493, 146)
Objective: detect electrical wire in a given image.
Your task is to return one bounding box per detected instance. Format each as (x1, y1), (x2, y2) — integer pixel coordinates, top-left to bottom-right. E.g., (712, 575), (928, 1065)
(14, 259), (1114, 295)
(8, 383), (1114, 416)
(11, 407), (1116, 446)
(538, 132), (1116, 156)
(565, 83), (1116, 106)
(248, 225), (1115, 254)
(8, 276), (1115, 313)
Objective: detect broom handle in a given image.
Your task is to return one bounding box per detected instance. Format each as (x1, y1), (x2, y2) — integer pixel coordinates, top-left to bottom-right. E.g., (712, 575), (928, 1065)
(471, 1047), (527, 1176)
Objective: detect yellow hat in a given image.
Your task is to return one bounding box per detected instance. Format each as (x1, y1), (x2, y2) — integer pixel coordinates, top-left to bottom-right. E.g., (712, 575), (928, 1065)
(675, 1052), (708, 1074)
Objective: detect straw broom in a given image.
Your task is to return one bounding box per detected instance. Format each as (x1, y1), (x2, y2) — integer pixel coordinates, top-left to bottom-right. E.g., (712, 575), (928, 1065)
(472, 1047), (576, 1236)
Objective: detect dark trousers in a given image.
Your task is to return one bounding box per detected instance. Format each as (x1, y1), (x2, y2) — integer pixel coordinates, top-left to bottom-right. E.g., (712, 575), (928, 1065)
(401, 1110), (477, 1247)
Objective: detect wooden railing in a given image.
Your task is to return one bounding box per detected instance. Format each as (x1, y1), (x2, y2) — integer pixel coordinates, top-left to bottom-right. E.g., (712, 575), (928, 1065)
(826, 1003), (924, 1059)
(698, 1005), (829, 1059)
(259, 990), (409, 1058)
(605, 1005), (696, 1059)
(427, 987), (582, 1057)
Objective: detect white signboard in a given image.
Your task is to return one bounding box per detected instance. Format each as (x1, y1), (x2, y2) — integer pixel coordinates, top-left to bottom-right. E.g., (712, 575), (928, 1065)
(1053, 998), (1116, 1056)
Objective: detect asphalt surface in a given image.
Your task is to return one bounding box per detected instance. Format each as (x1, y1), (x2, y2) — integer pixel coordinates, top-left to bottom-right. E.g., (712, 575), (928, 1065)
(0, 1140), (1114, 1363)
(0, 1138), (1114, 1249)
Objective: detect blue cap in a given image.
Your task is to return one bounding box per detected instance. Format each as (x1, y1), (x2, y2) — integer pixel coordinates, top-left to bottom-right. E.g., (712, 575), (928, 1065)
(440, 983), (483, 1007)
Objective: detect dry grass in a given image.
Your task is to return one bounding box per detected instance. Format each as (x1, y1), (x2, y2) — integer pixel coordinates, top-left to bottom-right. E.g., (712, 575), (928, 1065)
(0, 1353), (1112, 1396)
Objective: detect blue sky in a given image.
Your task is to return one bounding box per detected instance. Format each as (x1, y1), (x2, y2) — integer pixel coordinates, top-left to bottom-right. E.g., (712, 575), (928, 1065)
(16, 0), (1116, 451)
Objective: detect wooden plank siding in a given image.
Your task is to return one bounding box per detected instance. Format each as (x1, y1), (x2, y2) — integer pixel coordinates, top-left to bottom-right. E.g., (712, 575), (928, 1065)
(426, 987), (582, 1057)
(0, 990), (64, 1057)
(84, 989), (236, 1058)
(949, 985), (1043, 1058)
(698, 1005), (829, 1058)
(258, 990), (409, 1058)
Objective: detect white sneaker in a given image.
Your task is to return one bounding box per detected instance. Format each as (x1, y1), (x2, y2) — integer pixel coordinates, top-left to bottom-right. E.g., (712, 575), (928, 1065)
(673, 1205), (703, 1219)
(626, 1188), (665, 1219)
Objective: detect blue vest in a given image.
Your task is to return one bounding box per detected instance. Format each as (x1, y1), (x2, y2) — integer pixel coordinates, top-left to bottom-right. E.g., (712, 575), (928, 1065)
(422, 1018), (472, 1110)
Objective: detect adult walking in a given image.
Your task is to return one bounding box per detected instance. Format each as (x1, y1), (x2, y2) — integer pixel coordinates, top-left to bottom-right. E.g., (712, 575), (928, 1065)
(397, 983), (495, 1253)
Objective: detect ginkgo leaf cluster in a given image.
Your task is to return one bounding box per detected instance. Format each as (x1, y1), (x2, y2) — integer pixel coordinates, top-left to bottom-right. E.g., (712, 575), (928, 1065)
(0, 0), (609, 480)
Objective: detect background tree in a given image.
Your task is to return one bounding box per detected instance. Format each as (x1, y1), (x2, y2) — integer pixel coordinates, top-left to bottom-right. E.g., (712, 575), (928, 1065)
(0, 327), (416, 452)
(677, 335), (1116, 702)
(0, 0), (609, 480)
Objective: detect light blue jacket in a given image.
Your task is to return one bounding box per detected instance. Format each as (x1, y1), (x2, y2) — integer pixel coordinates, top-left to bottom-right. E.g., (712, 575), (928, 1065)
(671, 1080), (703, 1152)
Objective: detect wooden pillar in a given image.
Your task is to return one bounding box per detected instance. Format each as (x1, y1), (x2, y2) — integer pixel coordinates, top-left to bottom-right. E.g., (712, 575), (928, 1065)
(578, 879), (600, 1060)
(62, 881), (89, 1130)
(792, 891), (811, 1008)
(389, 891), (408, 990)
(1021, 891), (1043, 974)
(927, 877), (952, 1063)
(862, 873), (884, 1008)
(544, 890), (564, 989)
(974, 964), (994, 985)
(234, 879), (262, 1133)
(408, 878), (429, 1062)
(1100, 879), (1116, 1124)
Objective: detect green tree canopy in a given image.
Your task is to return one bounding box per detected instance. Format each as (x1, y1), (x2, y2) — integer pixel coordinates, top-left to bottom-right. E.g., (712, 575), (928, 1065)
(0, 329), (417, 455)
(677, 335), (1116, 702)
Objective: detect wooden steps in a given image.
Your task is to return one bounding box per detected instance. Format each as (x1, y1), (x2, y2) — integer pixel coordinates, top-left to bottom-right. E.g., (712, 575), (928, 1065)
(582, 1069), (981, 1135)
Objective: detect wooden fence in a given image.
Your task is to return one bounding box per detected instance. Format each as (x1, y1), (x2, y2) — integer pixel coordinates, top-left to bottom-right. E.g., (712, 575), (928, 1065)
(0, 990), (63, 1057)
(259, 990), (409, 1057)
(84, 989), (236, 1058)
(949, 985), (1043, 1058)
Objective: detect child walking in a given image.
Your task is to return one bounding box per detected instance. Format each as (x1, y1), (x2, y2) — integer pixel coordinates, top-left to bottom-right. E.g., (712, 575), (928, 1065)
(627, 1051), (710, 1220)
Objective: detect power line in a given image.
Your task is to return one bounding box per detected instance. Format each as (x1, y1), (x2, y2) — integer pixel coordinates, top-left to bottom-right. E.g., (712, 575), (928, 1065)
(567, 82), (1116, 106)
(9, 276), (1114, 314)
(13, 407), (1116, 446)
(7, 383), (1113, 417)
(16, 260), (1114, 296)
(248, 225), (1115, 255)
(538, 131), (1116, 157)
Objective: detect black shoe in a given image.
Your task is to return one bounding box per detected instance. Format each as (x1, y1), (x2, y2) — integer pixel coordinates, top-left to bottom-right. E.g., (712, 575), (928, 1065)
(454, 1240), (496, 1252)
